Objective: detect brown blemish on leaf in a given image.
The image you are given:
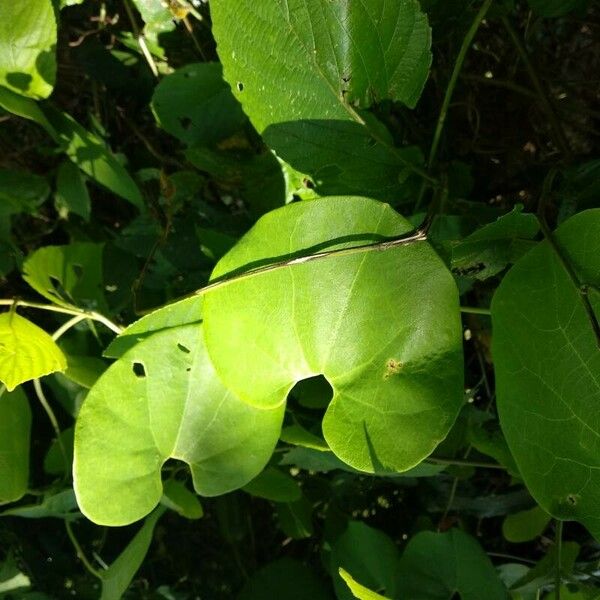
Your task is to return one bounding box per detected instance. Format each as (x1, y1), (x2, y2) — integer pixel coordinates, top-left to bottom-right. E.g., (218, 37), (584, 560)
(384, 359), (403, 379)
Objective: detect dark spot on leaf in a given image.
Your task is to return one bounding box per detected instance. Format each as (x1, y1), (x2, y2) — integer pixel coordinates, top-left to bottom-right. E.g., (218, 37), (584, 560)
(132, 362), (146, 378)
(236, 82), (244, 92)
(567, 494), (579, 506)
(186, 367), (191, 372)
(72, 264), (84, 279)
(384, 359), (403, 379)
(179, 116), (192, 130)
(303, 178), (315, 190)
(177, 343), (191, 354)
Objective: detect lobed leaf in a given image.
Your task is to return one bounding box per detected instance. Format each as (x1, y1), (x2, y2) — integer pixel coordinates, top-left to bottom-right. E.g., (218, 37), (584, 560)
(203, 196), (463, 473)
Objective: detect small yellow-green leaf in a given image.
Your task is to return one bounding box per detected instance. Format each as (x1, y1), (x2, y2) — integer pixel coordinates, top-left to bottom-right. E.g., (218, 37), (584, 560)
(339, 569), (390, 600)
(0, 313), (67, 391)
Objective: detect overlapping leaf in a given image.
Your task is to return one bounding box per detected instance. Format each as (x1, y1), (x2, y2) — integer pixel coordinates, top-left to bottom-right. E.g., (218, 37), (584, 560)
(0, 313), (67, 391)
(203, 197), (463, 473)
(492, 209), (600, 538)
(74, 305), (284, 526)
(210, 0), (431, 200)
(0, 0), (57, 99)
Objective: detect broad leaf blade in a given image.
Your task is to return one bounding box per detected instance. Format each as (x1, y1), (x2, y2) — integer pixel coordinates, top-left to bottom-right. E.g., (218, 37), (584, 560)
(492, 209), (600, 538)
(0, 387), (31, 503)
(0, 313), (67, 391)
(74, 322), (284, 526)
(0, 0), (57, 99)
(203, 197), (463, 473)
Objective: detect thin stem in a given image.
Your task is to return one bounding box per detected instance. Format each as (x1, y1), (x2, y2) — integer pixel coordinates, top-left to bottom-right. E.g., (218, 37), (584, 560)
(192, 221), (430, 298)
(555, 519), (564, 600)
(415, 0), (493, 211)
(65, 521), (103, 580)
(123, 0), (159, 78)
(33, 379), (69, 475)
(0, 300), (123, 335)
(501, 17), (572, 160)
(426, 456), (506, 470)
(439, 477), (459, 529)
(537, 217), (600, 348)
(52, 315), (87, 341)
(460, 306), (491, 316)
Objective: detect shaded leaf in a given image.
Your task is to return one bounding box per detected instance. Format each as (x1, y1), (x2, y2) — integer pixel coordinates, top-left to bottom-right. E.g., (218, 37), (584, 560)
(1, 489), (79, 520)
(492, 210), (600, 538)
(397, 529), (508, 600)
(203, 197), (463, 473)
(0, 169), (50, 216)
(242, 467), (301, 503)
(0, 387), (31, 503)
(54, 160), (91, 221)
(276, 496), (313, 539)
(0, 313), (67, 391)
(502, 506), (551, 543)
(74, 322), (284, 525)
(161, 480), (203, 520)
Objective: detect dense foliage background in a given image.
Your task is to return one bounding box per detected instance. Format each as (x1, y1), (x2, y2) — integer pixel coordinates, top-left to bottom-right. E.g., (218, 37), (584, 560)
(1, 0), (599, 598)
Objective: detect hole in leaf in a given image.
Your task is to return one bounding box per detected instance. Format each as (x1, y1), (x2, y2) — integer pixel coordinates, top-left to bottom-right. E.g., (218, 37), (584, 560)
(288, 375), (333, 411)
(177, 343), (191, 354)
(236, 81), (244, 91)
(132, 362), (146, 378)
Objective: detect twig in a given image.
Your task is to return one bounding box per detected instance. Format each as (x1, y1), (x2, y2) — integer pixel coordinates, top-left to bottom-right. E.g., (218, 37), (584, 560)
(65, 521), (103, 580)
(123, 0), (159, 78)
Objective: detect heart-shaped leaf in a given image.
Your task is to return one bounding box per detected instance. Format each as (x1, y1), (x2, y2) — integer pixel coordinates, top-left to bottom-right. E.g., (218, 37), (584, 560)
(0, 387), (31, 503)
(210, 0), (431, 200)
(492, 209), (600, 538)
(203, 197), (463, 472)
(0, 313), (67, 391)
(74, 315), (284, 526)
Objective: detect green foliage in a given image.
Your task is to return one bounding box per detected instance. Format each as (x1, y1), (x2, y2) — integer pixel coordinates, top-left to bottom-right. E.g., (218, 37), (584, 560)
(0, 0), (599, 597)
(493, 210), (600, 537)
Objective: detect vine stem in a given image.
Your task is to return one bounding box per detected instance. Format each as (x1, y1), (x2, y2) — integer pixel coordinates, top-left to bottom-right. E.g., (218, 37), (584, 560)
(426, 456), (506, 470)
(501, 16), (572, 160)
(555, 519), (564, 600)
(415, 0), (493, 211)
(0, 300), (123, 335)
(460, 306), (491, 316)
(65, 521), (103, 580)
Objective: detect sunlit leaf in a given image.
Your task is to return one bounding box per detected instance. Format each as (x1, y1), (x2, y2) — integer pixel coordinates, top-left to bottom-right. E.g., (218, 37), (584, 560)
(0, 313), (67, 391)
(339, 569), (390, 600)
(204, 197), (463, 473)
(492, 210), (600, 538)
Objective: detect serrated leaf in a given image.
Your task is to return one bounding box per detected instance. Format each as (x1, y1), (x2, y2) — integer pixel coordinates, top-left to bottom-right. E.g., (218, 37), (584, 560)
(23, 243), (107, 311)
(152, 63), (247, 147)
(0, 0), (57, 99)
(397, 529), (508, 600)
(492, 209), (600, 538)
(339, 569), (390, 600)
(203, 197), (463, 473)
(210, 0), (431, 200)
(0, 313), (67, 391)
(0, 387), (31, 503)
(74, 322), (284, 526)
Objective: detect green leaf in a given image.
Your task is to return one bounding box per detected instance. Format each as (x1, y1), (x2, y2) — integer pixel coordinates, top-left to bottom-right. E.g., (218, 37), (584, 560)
(63, 355), (106, 389)
(210, 0), (431, 200)
(0, 387), (31, 503)
(23, 242), (107, 311)
(152, 63), (247, 146)
(526, 0), (587, 17)
(42, 106), (144, 209)
(451, 206), (539, 280)
(397, 529), (508, 600)
(276, 496), (313, 539)
(1, 489), (79, 520)
(74, 323), (284, 526)
(0, 313), (67, 391)
(502, 506), (551, 543)
(280, 423), (329, 451)
(203, 197), (463, 473)
(338, 569), (390, 600)
(100, 507), (165, 600)
(0, 0), (57, 99)
(0, 169), (50, 216)
(238, 558), (333, 600)
(161, 480), (203, 520)
(0, 86), (58, 137)
(242, 467), (301, 502)
(0, 555), (31, 595)
(43, 427), (74, 475)
(130, 0), (177, 37)
(54, 160), (91, 221)
(330, 522), (401, 600)
(492, 209), (600, 537)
